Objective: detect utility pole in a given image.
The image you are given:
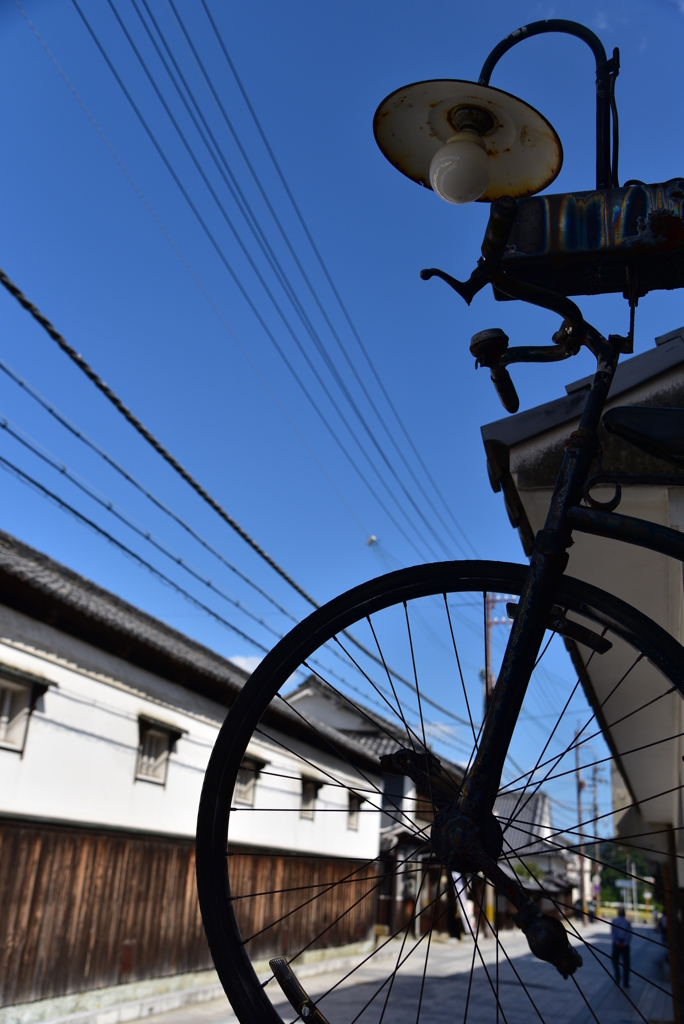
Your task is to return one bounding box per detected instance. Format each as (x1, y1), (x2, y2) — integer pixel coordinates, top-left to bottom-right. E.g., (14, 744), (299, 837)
(631, 859), (639, 924)
(591, 760), (603, 915)
(484, 593), (512, 709)
(483, 592), (513, 937)
(575, 728), (588, 921)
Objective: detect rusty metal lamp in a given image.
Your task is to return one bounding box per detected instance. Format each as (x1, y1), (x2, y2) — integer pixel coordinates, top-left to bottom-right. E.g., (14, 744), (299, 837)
(374, 79), (563, 204)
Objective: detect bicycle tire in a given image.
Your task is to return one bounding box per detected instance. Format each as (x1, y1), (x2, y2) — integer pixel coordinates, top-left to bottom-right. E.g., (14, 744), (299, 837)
(197, 560), (684, 1024)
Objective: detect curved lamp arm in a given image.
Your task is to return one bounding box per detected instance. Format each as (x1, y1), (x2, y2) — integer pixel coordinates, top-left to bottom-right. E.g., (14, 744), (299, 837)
(478, 19), (619, 190)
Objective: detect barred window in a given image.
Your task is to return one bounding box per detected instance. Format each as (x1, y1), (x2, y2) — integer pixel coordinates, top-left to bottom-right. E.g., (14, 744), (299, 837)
(234, 757), (265, 806)
(136, 718), (183, 785)
(300, 778), (322, 820)
(0, 681), (31, 751)
(348, 792), (363, 830)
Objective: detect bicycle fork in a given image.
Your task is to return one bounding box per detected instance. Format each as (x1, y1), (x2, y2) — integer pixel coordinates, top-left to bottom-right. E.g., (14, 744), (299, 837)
(395, 335), (620, 976)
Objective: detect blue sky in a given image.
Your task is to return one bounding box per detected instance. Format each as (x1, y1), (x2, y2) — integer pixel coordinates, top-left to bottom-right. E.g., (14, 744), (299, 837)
(0, 0), (681, 823)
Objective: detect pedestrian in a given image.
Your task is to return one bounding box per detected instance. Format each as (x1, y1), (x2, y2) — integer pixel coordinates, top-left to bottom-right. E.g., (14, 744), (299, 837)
(660, 911), (668, 945)
(612, 905), (632, 987)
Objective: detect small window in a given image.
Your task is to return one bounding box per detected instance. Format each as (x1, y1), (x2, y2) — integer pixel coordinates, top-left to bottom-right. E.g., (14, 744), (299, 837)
(136, 718), (183, 786)
(415, 787), (434, 823)
(300, 778), (321, 820)
(348, 792), (363, 830)
(0, 681), (31, 751)
(234, 757), (265, 806)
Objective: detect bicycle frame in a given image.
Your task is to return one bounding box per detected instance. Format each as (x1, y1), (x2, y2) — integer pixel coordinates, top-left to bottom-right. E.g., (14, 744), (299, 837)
(460, 332), (622, 820)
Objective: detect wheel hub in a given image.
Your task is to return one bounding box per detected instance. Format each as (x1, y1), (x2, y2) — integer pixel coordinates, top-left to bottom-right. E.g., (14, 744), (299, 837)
(430, 806), (503, 873)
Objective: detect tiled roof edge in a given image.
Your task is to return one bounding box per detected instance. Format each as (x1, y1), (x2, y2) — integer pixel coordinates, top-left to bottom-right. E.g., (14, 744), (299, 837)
(0, 530), (248, 704)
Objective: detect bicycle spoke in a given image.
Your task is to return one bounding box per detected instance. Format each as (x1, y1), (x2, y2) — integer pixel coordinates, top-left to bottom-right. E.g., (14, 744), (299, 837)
(570, 975), (601, 1024)
(378, 852), (434, 1024)
(499, 727), (684, 794)
(468, 886), (545, 1024)
(512, 779), (684, 853)
(251, 725), (423, 837)
(499, 641), (606, 834)
(444, 593), (478, 746)
(415, 863), (442, 1024)
(499, 664), (670, 797)
(499, 844), (664, 1015)
(367, 613), (417, 751)
(461, 888), (483, 1024)
(403, 602), (434, 815)
(454, 887), (509, 1024)
(503, 817), (679, 899)
(271, 696), (413, 824)
(315, 872), (466, 1016)
(326, 636), (424, 751)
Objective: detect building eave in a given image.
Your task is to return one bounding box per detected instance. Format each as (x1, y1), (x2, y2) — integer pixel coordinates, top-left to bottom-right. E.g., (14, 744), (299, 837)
(0, 530), (248, 708)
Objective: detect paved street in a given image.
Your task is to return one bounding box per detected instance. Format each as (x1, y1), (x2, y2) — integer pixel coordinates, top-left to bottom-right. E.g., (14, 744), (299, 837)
(144, 924), (672, 1024)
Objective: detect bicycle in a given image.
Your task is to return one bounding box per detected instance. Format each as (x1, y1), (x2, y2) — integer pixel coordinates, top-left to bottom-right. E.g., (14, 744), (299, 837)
(196, 20), (684, 1024)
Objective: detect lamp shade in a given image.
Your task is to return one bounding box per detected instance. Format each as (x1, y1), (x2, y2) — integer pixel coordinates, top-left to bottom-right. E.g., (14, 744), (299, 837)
(373, 80), (562, 202)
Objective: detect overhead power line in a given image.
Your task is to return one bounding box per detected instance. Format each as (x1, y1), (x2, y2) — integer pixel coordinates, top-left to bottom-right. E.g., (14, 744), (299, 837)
(112, 0), (447, 563)
(0, 414), (285, 642)
(0, 413), (479, 733)
(0, 355), (298, 625)
(0, 448), (272, 653)
(139, 0), (468, 561)
(0, 412), (406, 697)
(0, 266), (465, 712)
(0, 264), (319, 608)
(5, 6), (488, 713)
(13, 0), (372, 547)
(70, 0), (436, 563)
(197, 0), (478, 559)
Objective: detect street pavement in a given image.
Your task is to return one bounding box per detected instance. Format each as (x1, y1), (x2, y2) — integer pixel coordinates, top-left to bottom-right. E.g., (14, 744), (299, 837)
(145, 923), (672, 1024)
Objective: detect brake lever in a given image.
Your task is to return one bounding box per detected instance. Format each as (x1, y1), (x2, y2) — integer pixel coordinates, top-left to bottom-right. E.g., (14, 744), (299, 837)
(420, 196), (519, 305)
(420, 263), (490, 305)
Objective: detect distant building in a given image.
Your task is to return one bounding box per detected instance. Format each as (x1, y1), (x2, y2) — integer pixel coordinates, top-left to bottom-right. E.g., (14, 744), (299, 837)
(493, 791), (579, 926)
(289, 676), (576, 935)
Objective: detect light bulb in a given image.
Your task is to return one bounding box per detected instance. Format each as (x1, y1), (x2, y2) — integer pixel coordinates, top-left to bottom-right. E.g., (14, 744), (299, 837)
(429, 130), (489, 204)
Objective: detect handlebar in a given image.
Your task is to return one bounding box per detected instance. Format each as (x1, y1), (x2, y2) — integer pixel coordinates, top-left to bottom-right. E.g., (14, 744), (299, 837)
(470, 327), (581, 414)
(422, 195), (620, 413)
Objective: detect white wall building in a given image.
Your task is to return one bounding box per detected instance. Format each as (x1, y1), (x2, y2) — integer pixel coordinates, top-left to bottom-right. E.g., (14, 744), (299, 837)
(0, 531), (380, 1012)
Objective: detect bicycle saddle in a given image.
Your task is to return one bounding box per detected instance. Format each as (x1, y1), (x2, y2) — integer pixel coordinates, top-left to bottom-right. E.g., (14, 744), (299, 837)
(603, 406), (684, 468)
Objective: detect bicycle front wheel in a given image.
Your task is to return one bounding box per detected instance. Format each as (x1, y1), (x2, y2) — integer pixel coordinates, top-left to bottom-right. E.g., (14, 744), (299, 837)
(197, 560), (684, 1024)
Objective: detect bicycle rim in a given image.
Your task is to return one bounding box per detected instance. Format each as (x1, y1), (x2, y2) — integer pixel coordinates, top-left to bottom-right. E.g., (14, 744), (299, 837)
(197, 560), (684, 1024)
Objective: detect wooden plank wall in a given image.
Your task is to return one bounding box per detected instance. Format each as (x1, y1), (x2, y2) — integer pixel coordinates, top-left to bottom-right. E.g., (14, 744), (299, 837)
(230, 851), (378, 961)
(0, 820), (211, 1007)
(0, 821), (378, 1007)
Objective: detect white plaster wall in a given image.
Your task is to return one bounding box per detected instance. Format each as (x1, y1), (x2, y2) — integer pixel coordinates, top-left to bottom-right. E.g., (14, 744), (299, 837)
(0, 605), (381, 861)
(0, 622), (222, 838)
(228, 729), (381, 860)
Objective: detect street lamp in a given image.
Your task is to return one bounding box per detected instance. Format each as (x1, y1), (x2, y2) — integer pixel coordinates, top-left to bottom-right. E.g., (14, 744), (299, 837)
(374, 78), (562, 204)
(374, 19), (614, 201)
(373, 20), (684, 413)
